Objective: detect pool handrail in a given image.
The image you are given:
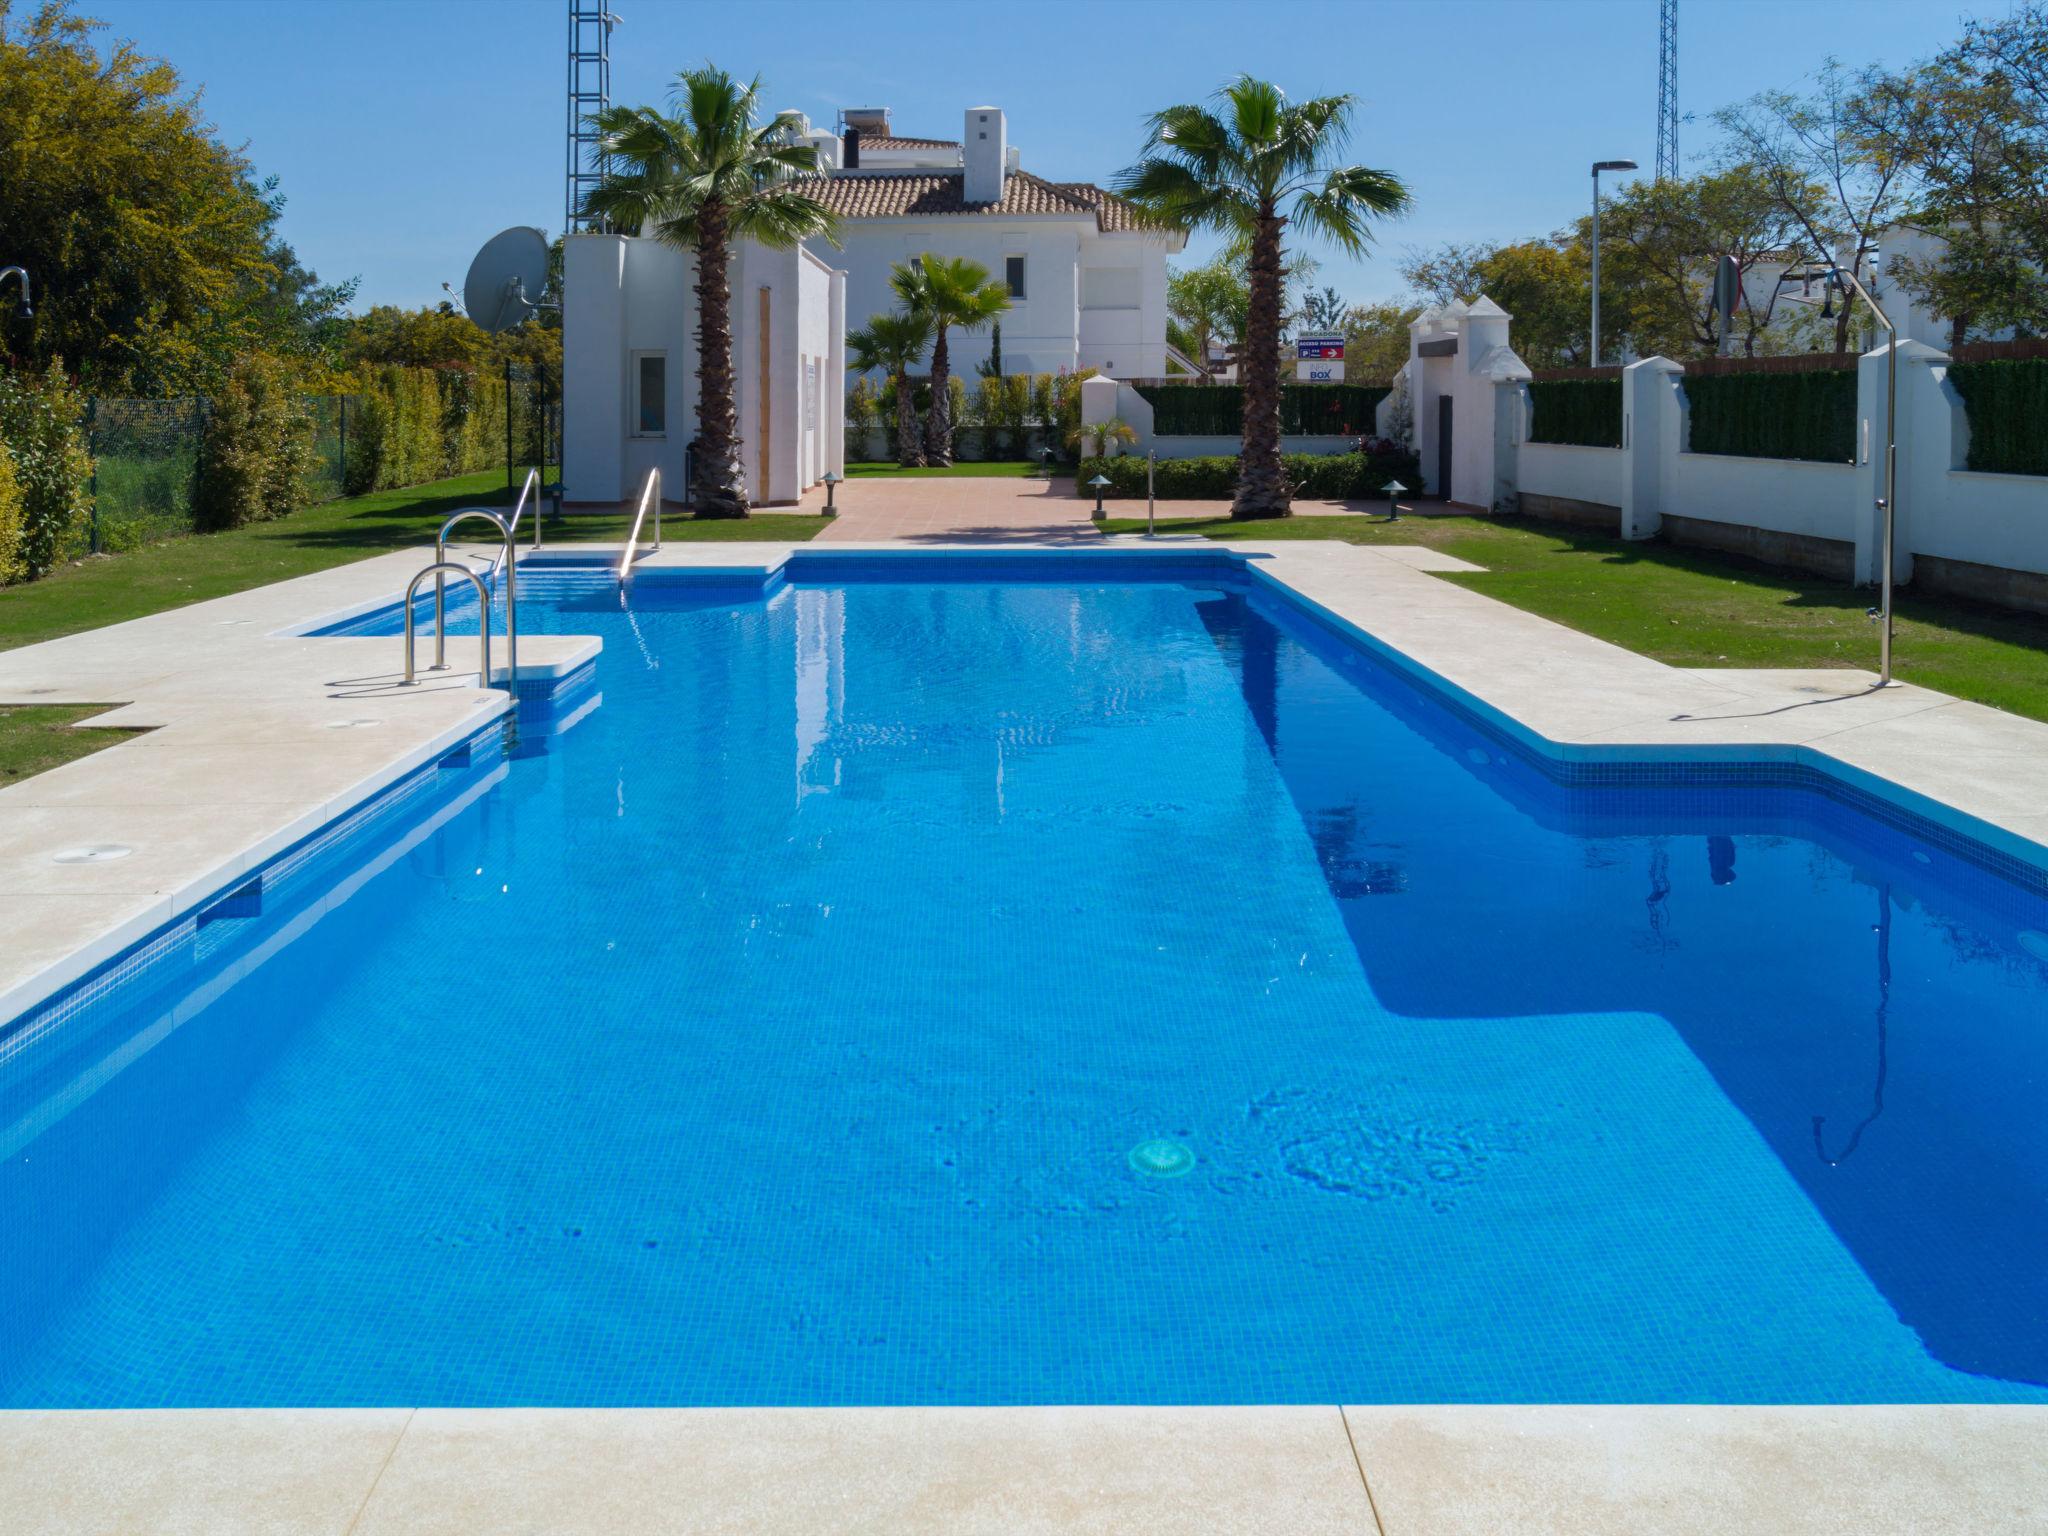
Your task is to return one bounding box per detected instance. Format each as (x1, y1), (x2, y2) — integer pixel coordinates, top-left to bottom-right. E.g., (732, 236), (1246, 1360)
(505, 467), (543, 550)
(402, 562), (491, 686)
(434, 510), (519, 679)
(618, 466), (662, 582)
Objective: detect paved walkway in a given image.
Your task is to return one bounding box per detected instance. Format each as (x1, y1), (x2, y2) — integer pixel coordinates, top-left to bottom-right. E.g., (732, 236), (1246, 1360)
(812, 475), (1101, 543)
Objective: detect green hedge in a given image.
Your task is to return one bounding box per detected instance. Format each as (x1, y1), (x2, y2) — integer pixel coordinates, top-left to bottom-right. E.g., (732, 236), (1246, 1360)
(342, 365), (513, 495)
(1948, 359), (2048, 476)
(1132, 383), (1389, 437)
(1528, 378), (1622, 448)
(1078, 446), (1422, 501)
(1684, 370), (1857, 464)
(0, 364), (94, 582)
(194, 354), (316, 531)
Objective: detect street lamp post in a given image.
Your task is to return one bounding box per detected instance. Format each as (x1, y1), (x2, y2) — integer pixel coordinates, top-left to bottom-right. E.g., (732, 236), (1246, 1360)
(1589, 161), (1637, 366)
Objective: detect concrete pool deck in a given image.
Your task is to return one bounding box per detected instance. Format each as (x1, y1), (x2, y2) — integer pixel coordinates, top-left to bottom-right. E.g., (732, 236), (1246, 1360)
(3, 535), (2048, 1530)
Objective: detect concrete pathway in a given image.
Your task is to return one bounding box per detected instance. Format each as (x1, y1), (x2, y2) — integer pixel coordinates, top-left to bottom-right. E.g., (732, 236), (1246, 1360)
(3, 1404), (2042, 1533)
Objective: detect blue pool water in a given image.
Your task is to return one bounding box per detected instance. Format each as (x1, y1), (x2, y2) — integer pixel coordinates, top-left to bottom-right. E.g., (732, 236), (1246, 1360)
(4, 554), (2047, 1407)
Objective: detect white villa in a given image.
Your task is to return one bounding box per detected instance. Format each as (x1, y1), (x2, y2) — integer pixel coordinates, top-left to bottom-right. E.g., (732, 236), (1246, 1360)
(560, 102), (1180, 505)
(785, 106), (1184, 381)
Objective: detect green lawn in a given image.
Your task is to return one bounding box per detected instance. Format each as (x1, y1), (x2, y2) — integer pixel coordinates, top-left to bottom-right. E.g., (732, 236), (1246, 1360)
(0, 704), (145, 784)
(845, 460), (1044, 478)
(0, 468), (825, 654)
(1101, 512), (2048, 723)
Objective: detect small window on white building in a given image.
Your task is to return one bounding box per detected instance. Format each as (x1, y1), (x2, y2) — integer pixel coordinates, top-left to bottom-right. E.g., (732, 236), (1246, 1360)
(1005, 255), (1026, 300)
(633, 352), (667, 436)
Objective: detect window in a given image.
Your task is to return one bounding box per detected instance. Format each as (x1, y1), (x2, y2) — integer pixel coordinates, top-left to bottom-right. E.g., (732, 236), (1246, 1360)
(1005, 255), (1026, 300)
(634, 352), (666, 436)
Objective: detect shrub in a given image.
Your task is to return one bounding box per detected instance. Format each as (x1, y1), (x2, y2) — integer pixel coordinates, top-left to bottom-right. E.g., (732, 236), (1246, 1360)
(340, 364), (513, 494)
(0, 441), (23, 584)
(977, 374), (1031, 458)
(0, 364), (94, 581)
(194, 354), (316, 530)
(1528, 378), (1622, 447)
(1684, 369), (1856, 463)
(1132, 382), (1390, 436)
(1077, 443), (1422, 501)
(1948, 358), (2048, 476)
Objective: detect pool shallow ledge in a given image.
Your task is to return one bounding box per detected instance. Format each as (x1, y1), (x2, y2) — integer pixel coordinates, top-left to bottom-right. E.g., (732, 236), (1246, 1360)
(0, 543), (604, 1026)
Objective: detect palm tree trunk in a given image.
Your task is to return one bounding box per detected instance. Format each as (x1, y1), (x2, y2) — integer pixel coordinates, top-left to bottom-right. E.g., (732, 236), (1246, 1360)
(1233, 210), (1290, 518)
(893, 369), (925, 467)
(927, 323), (954, 467)
(692, 199), (750, 518)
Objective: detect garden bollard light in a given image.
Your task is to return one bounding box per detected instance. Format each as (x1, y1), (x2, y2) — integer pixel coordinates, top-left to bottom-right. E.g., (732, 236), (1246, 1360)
(1088, 474), (1111, 520)
(822, 471), (840, 517)
(1382, 479), (1408, 523)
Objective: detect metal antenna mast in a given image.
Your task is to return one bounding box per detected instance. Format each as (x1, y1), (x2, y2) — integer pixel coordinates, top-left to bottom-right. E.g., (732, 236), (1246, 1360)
(1656, 0), (1679, 180)
(567, 2), (618, 232)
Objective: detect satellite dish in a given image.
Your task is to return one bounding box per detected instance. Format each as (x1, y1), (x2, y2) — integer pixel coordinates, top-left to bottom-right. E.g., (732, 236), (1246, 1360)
(463, 226), (549, 334)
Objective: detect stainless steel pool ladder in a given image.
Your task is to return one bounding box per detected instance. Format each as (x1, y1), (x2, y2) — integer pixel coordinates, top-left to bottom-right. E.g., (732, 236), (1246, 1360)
(617, 466), (662, 582)
(403, 564), (491, 686)
(407, 510), (519, 684)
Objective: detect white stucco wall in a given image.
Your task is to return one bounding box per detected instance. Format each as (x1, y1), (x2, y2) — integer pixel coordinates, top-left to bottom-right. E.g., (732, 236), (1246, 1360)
(1517, 442), (1623, 507)
(834, 220), (1173, 380)
(563, 232), (843, 507)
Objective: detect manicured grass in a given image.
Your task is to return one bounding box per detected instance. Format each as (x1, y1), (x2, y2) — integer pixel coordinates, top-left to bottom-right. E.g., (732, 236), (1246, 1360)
(0, 704), (144, 784)
(1100, 512), (2048, 723)
(0, 469), (824, 654)
(845, 460), (1044, 478)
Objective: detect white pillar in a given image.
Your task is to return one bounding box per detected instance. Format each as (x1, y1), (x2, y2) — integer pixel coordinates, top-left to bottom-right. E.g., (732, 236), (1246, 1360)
(1619, 356), (1685, 541)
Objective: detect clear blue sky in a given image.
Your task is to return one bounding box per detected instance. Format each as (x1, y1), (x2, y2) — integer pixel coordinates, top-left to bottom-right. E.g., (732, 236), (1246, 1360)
(86, 0), (1993, 312)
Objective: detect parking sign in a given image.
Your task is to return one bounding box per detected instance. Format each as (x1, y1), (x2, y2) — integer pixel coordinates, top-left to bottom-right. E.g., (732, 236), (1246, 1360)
(1296, 333), (1345, 382)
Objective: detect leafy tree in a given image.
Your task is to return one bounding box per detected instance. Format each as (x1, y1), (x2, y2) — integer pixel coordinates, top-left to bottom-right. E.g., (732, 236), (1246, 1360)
(1715, 59), (1913, 352)
(1858, 5), (2048, 339)
(1340, 300), (1421, 384)
(975, 320), (1004, 380)
(1400, 239), (1591, 367)
(1580, 168), (1831, 358)
(586, 68), (838, 516)
(1119, 76), (1409, 516)
(0, 2), (351, 392)
(847, 310), (933, 467)
(888, 254), (1009, 466)
(1296, 284), (1349, 333)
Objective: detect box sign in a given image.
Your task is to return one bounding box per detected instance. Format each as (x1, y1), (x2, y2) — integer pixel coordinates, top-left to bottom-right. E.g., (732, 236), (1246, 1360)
(1297, 333), (1344, 382)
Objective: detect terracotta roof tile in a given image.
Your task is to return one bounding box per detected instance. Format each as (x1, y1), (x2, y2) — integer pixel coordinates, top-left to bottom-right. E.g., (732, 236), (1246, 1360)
(857, 135), (959, 150)
(795, 170), (1149, 233)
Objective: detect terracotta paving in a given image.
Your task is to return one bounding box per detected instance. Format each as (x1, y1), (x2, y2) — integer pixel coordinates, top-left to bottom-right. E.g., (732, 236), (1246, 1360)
(802, 476), (1440, 541)
(810, 475), (1101, 543)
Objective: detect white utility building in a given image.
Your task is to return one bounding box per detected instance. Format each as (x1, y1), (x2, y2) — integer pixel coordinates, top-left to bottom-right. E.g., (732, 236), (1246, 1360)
(562, 233), (846, 507)
(792, 106), (1184, 379)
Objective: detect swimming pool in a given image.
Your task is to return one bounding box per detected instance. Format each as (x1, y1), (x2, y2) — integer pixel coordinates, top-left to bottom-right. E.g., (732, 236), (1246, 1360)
(3, 553), (2046, 1407)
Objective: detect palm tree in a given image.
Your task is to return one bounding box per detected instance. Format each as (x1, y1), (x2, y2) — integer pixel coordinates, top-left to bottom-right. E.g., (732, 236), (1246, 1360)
(889, 254), (1010, 467)
(1117, 78), (1409, 517)
(584, 68), (838, 517)
(848, 311), (934, 468)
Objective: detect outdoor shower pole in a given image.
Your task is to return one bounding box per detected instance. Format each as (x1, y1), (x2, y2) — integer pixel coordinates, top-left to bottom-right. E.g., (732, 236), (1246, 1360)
(1146, 451), (1156, 538)
(1831, 262), (1900, 686)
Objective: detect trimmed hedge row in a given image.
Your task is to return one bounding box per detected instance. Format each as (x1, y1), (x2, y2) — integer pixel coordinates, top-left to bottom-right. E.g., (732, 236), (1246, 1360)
(1684, 369), (1856, 464)
(1132, 383), (1389, 437)
(342, 364), (513, 495)
(1078, 446), (1422, 501)
(1528, 378), (1622, 448)
(1948, 358), (2048, 477)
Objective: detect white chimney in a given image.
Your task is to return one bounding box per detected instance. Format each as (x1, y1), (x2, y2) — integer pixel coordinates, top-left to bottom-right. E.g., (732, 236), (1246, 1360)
(808, 130), (842, 171)
(964, 106), (1006, 204)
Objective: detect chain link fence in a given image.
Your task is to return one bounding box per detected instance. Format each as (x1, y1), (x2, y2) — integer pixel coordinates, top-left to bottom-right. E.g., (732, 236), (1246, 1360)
(68, 371), (558, 559)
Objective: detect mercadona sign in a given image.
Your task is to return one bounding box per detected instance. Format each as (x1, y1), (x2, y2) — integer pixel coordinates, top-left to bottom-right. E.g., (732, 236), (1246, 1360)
(1296, 334), (1344, 382)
